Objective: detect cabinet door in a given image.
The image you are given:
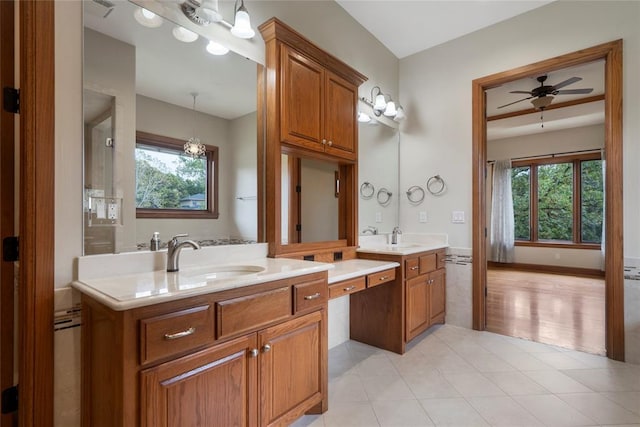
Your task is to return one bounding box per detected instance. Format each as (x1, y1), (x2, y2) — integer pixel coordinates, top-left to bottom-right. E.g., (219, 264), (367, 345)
(324, 70), (357, 161)
(140, 334), (258, 427)
(259, 310), (325, 426)
(280, 45), (324, 153)
(406, 275), (429, 342)
(429, 269), (446, 325)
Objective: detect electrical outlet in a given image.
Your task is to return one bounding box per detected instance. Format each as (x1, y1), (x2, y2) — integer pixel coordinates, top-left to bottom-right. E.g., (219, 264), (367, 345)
(452, 211), (465, 224)
(419, 211), (427, 223)
(107, 203), (119, 220)
(375, 212), (383, 223)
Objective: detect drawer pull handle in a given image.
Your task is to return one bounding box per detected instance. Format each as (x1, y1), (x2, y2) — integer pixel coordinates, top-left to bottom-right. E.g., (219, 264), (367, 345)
(304, 292), (321, 300)
(262, 344), (272, 353)
(343, 285), (356, 291)
(163, 327), (196, 340)
(410, 266), (419, 271)
(249, 348), (259, 358)
(379, 276), (389, 281)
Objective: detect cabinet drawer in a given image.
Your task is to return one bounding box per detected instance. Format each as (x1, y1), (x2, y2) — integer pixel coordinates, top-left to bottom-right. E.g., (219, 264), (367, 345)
(405, 258), (420, 279)
(140, 305), (215, 365)
(436, 250), (446, 270)
(367, 268), (396, 288)
(294, 278), (328, 313)
(329, 276), (366, 299)
(419, 253), (437, 274)
(216, 286), (291, 339)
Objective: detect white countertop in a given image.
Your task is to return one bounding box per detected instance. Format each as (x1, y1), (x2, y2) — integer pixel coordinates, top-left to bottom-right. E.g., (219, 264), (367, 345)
(328, 259), (400, 284)
(357, 233), (449, 256)
(72, 257), (333, 311)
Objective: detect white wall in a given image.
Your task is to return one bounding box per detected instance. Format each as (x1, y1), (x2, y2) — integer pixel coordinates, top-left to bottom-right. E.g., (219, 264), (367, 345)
(487, 124), (604, 269)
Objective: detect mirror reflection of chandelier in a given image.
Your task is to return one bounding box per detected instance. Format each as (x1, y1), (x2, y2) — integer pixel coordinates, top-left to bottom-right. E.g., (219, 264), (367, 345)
(184, 93), (207, 158)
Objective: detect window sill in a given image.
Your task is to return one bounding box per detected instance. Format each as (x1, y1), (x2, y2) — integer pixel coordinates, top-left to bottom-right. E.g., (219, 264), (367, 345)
(514, 241), (601, 250)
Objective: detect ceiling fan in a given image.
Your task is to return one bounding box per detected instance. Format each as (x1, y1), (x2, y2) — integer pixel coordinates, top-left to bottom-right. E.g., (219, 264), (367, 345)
(497, 75), (594, 109)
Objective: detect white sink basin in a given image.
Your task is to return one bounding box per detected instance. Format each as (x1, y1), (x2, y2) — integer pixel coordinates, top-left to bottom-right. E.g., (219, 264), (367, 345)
(186, 265), (266, 280)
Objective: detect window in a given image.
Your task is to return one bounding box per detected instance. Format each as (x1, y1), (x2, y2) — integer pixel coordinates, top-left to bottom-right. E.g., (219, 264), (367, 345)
(511, 153), (602, 247)
(135, 131), (218, 219)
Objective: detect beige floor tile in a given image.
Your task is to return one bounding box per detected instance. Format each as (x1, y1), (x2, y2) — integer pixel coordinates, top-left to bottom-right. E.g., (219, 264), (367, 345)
(371, 400), (434, 427)
(403, 370), (461, 399)
(420, 397), (489, 426)
(461, 352), (517, 373)
(328, 375), (369, 404)
(483, 371), (549, 396)
(557, 392), (640, 425)
(467, 396), (544, 426)
(442, 372), (505, 397)
(361, 375), (415, 401)
(562, 368), (640, 392)
(513, 394), (597, 426)
(291, 414), (325, 427)
(522, 370), (593, 393)
(601, 391), (640, 415)
(495, 351), (554, 371)
(506, 337), (562, 353)
(323, 401), (380, 427)
(356, 355), (401, 378)
(530, 352), (590, 370)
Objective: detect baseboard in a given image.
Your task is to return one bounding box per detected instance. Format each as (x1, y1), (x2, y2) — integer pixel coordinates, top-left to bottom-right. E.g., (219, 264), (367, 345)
(488, 261), (605, 278)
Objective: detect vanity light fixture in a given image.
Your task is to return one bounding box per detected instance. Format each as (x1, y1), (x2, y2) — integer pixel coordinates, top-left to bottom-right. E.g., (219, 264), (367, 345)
(230, 0), (256, 39)
(206, 40), (229, 55)
(357, 111), (372, 123)
(360, 86), (405, 122)
(172, 26), (199, 43)
(184, 93), (207, 158)
(134, 7), (163, 28)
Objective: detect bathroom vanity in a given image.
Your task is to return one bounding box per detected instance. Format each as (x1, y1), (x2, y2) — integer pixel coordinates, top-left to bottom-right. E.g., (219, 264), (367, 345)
(73, 251), (332, 427)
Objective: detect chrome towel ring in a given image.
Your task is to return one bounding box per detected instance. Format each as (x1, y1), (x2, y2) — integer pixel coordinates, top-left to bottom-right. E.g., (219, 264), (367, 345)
(427, 174), (446, 196)
(360, 181), (375, 199)
(406, 185), (425, 204)
(377, 188), (392, 206)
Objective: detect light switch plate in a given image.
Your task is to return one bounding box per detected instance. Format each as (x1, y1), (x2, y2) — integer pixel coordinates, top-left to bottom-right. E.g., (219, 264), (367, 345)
(419, 211), (427, 223)
(452, 211), (465, 223)
(375, 212), (382, 223)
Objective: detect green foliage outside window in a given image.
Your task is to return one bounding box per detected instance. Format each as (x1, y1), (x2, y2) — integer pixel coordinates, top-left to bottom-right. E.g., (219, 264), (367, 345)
(537, 163), (573, 241)
(581, 160), (604, 243)
(511, 166), (530, 240)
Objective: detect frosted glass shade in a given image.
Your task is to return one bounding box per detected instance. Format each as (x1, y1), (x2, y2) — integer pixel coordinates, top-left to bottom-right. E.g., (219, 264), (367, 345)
(231, 10), (255, 39)
(172, 26), (198, 43)
(383, 101), (397, 117)
(206, 40), (229, 55)
(134, 8), (162, 28)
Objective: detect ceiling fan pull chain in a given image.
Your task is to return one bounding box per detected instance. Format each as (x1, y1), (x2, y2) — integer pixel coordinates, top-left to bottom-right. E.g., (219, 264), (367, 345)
(540, 111), (544, 128)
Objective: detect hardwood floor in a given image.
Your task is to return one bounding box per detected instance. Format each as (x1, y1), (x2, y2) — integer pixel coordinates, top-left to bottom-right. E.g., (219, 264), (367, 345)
(486, 267), (606, 355)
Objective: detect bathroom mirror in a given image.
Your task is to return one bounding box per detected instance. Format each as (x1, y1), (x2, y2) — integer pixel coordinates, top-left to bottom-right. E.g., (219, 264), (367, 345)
(281, 154), (340, 244)
(83, 0), (260, 254)
(358, 121), (400, 236)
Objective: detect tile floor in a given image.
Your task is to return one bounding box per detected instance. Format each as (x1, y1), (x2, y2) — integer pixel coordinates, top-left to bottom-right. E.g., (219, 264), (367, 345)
(292, 325), (640, 427)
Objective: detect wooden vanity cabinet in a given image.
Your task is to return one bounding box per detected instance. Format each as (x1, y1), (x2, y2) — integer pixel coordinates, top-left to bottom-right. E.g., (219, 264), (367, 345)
(281, 45), (358, 161)
(353, 249), (446, 354)
(81, 272), (328, 427)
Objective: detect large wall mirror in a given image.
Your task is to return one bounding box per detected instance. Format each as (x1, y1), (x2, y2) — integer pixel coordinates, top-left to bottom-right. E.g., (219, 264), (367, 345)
(83, 0), (261, 255)
(358, 121), (399, 236)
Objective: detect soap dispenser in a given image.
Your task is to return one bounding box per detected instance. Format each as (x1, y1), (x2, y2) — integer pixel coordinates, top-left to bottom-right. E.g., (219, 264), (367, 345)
(150, 232), (161, 251)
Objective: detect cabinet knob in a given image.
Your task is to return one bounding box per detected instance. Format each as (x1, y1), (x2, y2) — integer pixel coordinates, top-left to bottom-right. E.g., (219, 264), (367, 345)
(327, 140), (333, 146)
(379, 276), (388, 281)
(261, 344), (272, 353)
(322, 139), (327, 145)
(249, 348), (259, 358)
(410, 266), (419, 271)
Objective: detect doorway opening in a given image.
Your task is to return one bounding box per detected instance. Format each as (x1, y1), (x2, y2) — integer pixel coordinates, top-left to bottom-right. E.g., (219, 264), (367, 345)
(472, 40), (624, 361)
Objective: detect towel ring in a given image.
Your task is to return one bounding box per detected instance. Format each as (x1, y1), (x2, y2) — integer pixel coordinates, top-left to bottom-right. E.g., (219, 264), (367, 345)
(406, 185), (425, 204)
(377, 188), (392, 206)
(360, 182), (375, 199)
(426, 175), (446, 196)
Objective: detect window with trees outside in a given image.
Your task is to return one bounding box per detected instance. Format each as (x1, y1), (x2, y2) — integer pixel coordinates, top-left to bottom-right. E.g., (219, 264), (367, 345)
(511, 152), (603, 248)
(135, 131), (218, 219)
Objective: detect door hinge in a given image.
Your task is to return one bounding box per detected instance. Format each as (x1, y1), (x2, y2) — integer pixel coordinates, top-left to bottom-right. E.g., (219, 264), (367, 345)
(484, 227), (487, 238)
(485, 286), (488, 297)
(2, 237), (18, 262)
(1, 385), (18, 414)
(295, 224), (301, 232)
(295, 185), (301, 193)
(3, 87), (19, 114)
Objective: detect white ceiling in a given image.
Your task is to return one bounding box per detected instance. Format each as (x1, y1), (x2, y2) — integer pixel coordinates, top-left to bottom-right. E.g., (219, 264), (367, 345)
(335, 0), (554, 59)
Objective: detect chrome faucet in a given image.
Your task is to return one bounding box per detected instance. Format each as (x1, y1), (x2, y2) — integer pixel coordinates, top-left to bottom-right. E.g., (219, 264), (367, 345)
(391, 226), (402, 244)
(362, 226), (378, 235)
(166, 234), (200, 272)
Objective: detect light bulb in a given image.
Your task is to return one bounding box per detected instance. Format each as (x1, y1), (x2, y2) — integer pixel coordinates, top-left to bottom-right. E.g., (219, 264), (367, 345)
(134, 7), (162, 28)
(172, 26), (198, 43)
(206, 40), (229, 56)
(373, 94), (387, 111)
(383, 101), (397, 117)
(231, 9), (255, 39)
(357, 112), (371, 123)
(393, 106), (405, 122)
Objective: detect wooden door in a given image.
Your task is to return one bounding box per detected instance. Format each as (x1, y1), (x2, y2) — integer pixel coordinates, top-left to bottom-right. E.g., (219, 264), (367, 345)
(0, 1), (16, 425)
(280, 45), (324, 153)
(259, 310), (324, 427)
(140, 335), (258, 427)
(324, 71), (357, 161)
(429, 269), (446, 325)
(406, 275), (429, 341)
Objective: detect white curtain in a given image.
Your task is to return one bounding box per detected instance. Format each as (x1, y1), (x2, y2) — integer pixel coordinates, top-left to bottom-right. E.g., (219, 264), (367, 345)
(490, 159), (515, 263)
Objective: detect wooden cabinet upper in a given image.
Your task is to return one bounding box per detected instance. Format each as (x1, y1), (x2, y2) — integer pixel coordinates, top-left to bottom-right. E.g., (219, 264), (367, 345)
(280, 45), (358, 161)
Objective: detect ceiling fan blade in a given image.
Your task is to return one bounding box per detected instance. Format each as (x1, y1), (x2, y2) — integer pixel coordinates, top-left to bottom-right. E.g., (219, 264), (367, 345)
(551, 76), (582, 90)
(497, 96), (533, 109)
(509, 90), (533, 95)
(555, 88), (594, 95)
